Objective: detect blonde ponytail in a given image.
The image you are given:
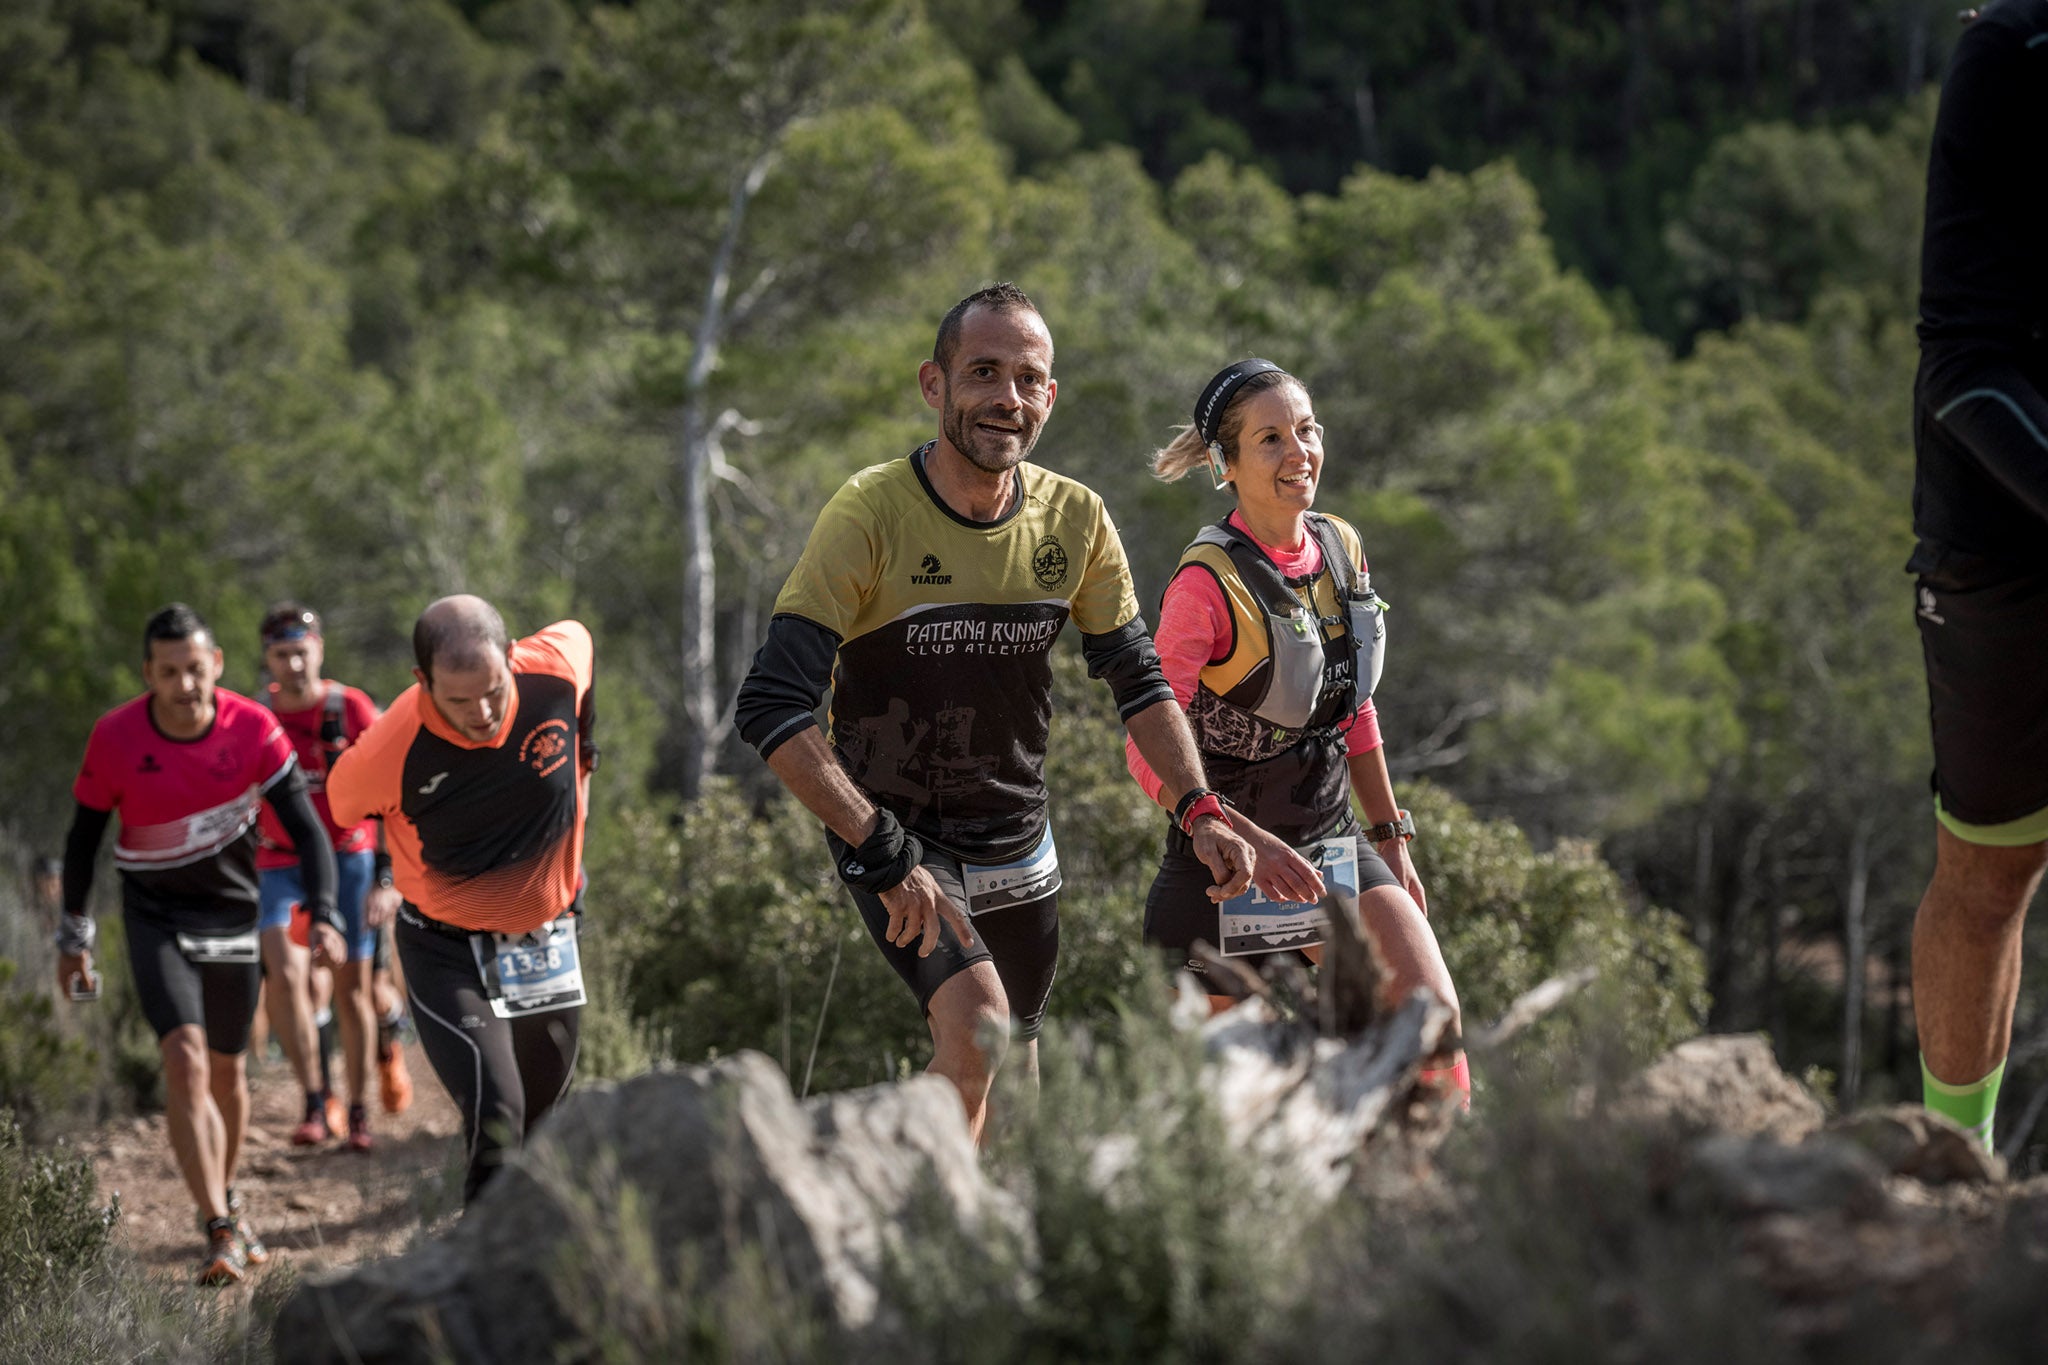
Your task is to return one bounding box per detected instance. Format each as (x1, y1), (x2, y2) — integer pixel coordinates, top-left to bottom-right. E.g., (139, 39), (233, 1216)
(1151, 424), (1212, 482)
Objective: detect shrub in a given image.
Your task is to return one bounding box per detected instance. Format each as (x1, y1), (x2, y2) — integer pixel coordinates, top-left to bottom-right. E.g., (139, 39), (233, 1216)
(0, 1108), (117, 1308)
(1413, 781), (1708, 1062)
(0, 960), (97, 1137)
(888, 1005), (1317, 1365)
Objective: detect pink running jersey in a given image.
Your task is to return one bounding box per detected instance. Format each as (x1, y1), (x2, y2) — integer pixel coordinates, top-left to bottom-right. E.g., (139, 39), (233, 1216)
(73, 688), (298, 923)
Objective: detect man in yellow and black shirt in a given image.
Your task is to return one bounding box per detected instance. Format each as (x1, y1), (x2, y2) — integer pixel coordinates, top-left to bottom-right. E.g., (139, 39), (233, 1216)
(736, 283), (1255, 1139)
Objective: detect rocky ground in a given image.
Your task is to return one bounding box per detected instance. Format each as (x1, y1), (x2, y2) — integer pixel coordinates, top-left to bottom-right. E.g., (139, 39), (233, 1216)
(82, 1040), (462, 1286)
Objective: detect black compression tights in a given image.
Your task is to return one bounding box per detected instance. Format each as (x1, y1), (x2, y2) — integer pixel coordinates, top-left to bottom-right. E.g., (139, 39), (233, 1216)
(395, 917), (581, 1204)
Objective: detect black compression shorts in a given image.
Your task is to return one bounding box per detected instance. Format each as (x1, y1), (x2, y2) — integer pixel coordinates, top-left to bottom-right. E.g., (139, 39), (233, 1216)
(395, 908), (581, 1204)
(1910, 539), (2048, 842)
(1144, 821), (1401, 997)
(829, 833), (1061, 1044)
(123, 907), (262, 1054)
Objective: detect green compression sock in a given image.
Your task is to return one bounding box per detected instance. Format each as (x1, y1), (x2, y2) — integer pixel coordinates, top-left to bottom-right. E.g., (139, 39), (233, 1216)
(1921, 1055), (2005, 1154)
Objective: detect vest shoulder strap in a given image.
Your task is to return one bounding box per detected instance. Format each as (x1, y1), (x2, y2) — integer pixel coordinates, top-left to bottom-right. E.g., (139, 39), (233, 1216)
(320, 684), (348, 746)
(1187, 519), (1299, 609)
(1305, 513), (1360, 597)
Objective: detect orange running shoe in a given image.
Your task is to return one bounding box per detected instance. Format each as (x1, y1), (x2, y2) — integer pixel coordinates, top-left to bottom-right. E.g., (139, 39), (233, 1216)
(324, 1090), (347, 1137)
(378, 1040), (413, 1115)
(197, 1216), (247, 1286)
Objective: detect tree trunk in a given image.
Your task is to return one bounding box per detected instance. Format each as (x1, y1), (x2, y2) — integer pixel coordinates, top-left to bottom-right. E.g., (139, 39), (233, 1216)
(1900, 0), (1930, 96)
(1622, 0), (1651, 144)
(677, 149), (777, 799)
(1841, 813), (1873, 1111)
(1735, 0), (1761, 104)
(1351, 71), (1381, 168)
(1792, 0), (1818, 111)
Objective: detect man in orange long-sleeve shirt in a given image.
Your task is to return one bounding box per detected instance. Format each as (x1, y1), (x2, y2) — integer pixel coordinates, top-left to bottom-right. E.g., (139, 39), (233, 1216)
(329, 595), (597, 1203)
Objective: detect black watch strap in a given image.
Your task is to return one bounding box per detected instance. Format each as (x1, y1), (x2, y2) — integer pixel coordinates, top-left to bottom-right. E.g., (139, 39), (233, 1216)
(1364, 810), (1415, 845)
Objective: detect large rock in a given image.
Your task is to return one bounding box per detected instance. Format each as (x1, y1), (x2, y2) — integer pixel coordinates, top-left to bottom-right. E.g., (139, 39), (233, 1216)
(1614, 1034), (1826, 1143)
(1827, 1105), (2004, 1186)
(274, 1052), (1016, 1364)
(1679, 1133), (1891, 1220)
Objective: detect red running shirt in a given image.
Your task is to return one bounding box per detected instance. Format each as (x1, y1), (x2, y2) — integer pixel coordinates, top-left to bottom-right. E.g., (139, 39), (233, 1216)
(254, 682), (380, 868)
(72, 689), (299, 921)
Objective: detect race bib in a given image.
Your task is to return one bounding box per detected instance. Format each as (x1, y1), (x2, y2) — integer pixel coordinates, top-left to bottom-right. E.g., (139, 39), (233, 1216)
(175, 929), (260, 964)
(473, 916), (587, 1019)
(962, 826), (1062, 916)
(1217, 835), (1359, 957)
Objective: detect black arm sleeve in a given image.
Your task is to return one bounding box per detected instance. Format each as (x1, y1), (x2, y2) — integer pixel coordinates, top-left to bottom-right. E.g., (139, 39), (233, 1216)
(266, 769), (341, 932)
(579, 666), (600, 776)
(62, 804), (112, 917)
(1082, 618), (1177, 722)
(734, 614), (840, 761)
(1928, 362), (2048, 530)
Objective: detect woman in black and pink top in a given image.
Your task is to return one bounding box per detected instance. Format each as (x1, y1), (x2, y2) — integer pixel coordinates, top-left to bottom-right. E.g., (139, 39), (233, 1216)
(1127, 360), (1466, 1100)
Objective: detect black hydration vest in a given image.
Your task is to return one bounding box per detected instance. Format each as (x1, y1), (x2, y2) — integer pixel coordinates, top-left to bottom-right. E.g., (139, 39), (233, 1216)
(1175, 513), (1387, 843)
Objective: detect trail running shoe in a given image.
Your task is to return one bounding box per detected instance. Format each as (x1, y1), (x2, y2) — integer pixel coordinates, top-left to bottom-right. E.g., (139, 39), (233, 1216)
(378, 1039), (413, 1115)
(290, 1091), (332, 1146)
(226, 1187), (268, 1264)
(346, 1103), (372, 1154)
(324, 1090), (347, 1138)
(197, 1216), (247, 1286)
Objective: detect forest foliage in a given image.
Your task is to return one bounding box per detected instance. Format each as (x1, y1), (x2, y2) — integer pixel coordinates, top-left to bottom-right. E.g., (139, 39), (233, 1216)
(0, 0), (2026, 1156)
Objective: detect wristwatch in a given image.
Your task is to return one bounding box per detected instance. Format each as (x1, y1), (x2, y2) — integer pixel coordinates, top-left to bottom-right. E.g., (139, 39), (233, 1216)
(1364, 810), (1415, 845)
(1173, 786), (1229, 836)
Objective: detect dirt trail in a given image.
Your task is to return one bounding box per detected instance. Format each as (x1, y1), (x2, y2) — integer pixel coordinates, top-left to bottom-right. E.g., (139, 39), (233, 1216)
(83, 1040), (462, 1283)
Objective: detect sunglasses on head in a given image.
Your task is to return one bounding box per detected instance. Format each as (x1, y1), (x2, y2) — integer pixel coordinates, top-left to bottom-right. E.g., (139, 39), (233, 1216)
(260, 609), (321, 644)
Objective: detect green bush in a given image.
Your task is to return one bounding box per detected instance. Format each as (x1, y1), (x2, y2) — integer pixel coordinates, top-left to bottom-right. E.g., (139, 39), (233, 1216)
(888, 1006), (1317, 1365)
(1412, 780), (1708, 1062)
(0, 1101), (293, 1361)
(0, 1108), (117, 1309)
(0, 960), (97, 1137)
(594, 783), (917, 1094)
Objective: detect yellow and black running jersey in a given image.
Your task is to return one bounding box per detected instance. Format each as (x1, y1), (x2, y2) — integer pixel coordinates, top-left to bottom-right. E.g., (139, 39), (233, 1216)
(771, 444), (1145, 862)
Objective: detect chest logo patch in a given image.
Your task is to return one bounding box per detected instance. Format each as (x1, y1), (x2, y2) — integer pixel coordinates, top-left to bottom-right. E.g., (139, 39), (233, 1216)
(520, 719), (572, 778)
(912, 552), (952, 586)
(1033, 535), (1068, 590)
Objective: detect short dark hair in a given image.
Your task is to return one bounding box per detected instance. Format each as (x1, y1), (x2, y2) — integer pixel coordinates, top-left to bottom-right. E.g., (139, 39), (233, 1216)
(932, 282), (1045, 373)
(413, 601), (509, 683)
(143, 603), (212, 658)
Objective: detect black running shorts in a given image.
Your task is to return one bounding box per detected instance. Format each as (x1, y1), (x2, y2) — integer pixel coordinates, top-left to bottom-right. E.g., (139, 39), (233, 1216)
(123, 907), (262, 1054)
(1910, 538), (2048, 841)
(1144, 821), (1400, 997)
(830, 833), (1061, 1044)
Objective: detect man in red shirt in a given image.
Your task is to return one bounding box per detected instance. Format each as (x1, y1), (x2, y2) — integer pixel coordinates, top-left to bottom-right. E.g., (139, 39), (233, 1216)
(253, 602), (411, 1153)
(59, 604), (344, 1284)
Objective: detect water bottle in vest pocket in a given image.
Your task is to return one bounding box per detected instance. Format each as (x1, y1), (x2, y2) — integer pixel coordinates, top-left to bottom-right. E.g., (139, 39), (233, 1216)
(1348, 576), (1387, 698)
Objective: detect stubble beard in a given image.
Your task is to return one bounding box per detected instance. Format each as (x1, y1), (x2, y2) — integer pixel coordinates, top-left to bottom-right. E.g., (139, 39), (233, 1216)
(943, 393), (1040, 476)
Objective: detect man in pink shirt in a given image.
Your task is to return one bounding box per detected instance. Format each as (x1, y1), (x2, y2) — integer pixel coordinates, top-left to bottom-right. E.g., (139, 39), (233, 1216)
(59, 603), (344, 1284)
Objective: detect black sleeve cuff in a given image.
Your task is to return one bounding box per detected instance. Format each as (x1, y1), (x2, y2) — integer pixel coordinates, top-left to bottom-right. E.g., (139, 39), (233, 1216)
(735, 614), (839, 760)
(1081, 618), (1177, 721)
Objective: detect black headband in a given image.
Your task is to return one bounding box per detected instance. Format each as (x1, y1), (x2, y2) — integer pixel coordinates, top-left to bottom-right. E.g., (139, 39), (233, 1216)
(1193, 358), (1286, 447)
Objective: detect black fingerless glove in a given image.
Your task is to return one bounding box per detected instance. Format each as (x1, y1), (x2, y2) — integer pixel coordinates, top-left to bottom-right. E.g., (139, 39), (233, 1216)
(837, 808), (924, 895)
